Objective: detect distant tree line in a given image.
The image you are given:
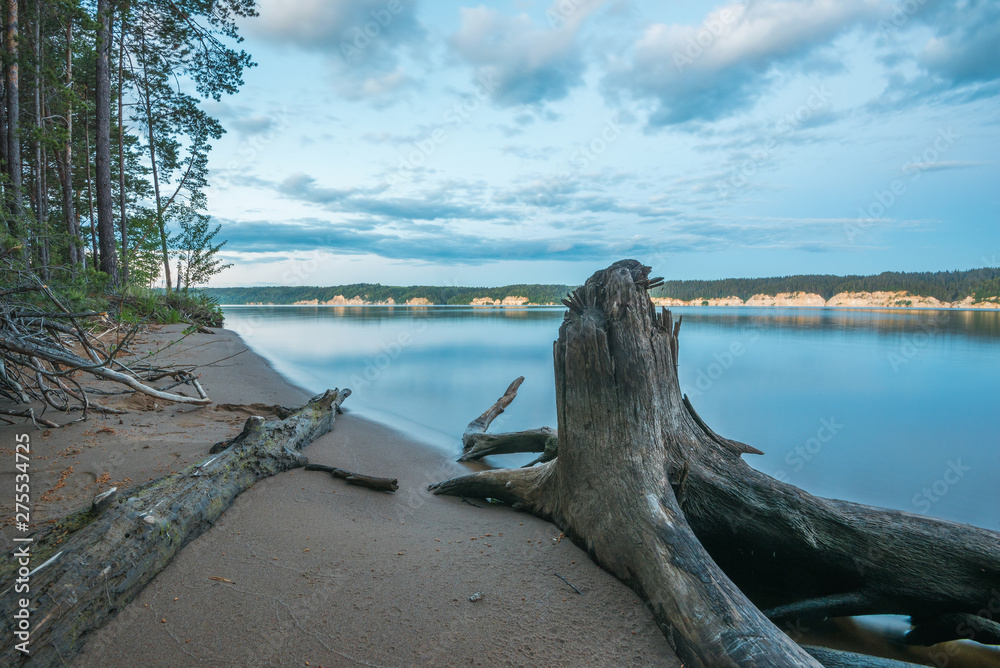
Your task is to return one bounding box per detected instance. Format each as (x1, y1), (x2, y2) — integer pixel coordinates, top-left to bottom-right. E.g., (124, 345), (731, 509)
(204, 267), (1000, 305)
(651, 267), (1000, 303)
(202, 283), (577, 305)
(1, 0), (249, 291)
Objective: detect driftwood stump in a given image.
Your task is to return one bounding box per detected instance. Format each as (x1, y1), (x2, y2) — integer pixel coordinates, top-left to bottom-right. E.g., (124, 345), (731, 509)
(430, 259), (1000, 667)
(0, 389), (350, 666)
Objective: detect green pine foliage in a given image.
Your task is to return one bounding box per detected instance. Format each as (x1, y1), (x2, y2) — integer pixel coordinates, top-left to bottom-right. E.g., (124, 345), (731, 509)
(202, 283), (576, 305)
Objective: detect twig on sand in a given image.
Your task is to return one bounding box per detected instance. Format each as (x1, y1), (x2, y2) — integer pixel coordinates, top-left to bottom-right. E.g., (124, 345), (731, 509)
(555, 572), (583, 595)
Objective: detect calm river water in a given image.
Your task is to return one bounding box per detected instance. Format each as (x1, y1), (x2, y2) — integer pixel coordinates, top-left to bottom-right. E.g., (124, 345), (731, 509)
(223, 305), (999, 531)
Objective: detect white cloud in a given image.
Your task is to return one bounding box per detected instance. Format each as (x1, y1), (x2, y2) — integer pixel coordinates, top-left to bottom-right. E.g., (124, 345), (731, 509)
(248, 0), (425, 104)
(450, 0), (607, 106)
(605, 0), (881, 125)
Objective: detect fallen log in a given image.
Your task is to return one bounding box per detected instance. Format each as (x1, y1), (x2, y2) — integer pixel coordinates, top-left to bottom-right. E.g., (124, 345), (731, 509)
(453, 379), (1000, 650)
(905, 613), (1000, 646)
(802, 646), (922, 668)
(0, 388), (349, 666)
(304, 463), (399, 492)
(430, 259), (1000, 666)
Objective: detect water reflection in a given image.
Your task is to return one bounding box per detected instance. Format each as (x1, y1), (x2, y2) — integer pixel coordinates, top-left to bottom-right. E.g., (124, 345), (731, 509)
(224, 305), (1000, 531)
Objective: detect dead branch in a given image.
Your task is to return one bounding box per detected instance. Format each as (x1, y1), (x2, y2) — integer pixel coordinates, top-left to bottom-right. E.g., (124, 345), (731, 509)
(304, 463), (399, 492)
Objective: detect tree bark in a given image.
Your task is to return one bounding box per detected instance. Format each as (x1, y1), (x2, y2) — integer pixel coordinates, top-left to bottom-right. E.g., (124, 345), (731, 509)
(4, 0), (23, 239)
(430, 259), (1000, 666)
(433, 260), (820, 666)
(94, 0), (117, 284)
(116, 14), (128, 281)
(0, 388), (350, 666)
(84, 97), (98, 267)
(32, 0), (48, 280)
(61, 20), (80, 268)
(1, 41), (8, 186)
(304, 463), (399, 492)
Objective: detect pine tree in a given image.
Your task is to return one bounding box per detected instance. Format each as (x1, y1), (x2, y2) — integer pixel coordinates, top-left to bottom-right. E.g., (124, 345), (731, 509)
(171, 204), (232, 289)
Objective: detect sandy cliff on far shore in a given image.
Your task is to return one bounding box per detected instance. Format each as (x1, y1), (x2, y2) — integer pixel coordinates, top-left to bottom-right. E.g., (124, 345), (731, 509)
(652, 290), (1000, 309)
(246, 291), (1000, 309)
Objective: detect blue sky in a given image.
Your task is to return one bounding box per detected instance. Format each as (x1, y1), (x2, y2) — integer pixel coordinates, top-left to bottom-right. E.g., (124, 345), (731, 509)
(202, 0), (1000, 287)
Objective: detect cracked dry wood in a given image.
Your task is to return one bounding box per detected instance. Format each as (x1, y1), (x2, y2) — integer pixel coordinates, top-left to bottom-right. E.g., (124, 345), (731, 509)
(431, 259), (1000, 667)
(0, 388), (349, 666)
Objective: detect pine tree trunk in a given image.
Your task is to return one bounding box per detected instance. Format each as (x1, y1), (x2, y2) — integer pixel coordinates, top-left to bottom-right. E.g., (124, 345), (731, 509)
(33, 2), (49, 279)
(4, 0), (23, 240)
(1, 51), (8, 185)
(84, 100), (98, 268)
(94, 0), (118, 284)
(116, 17), (128, 281)
(137, 27), (172, 292)
(61, 20), (80, 267)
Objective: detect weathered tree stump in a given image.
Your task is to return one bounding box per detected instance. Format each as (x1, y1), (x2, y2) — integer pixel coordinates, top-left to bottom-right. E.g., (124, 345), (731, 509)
(430, 260), (1000, 666)
(0, 388), (349, 666)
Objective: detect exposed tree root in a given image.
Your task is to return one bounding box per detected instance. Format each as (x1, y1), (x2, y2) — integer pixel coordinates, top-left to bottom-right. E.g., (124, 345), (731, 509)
(430, 259), (999, 667)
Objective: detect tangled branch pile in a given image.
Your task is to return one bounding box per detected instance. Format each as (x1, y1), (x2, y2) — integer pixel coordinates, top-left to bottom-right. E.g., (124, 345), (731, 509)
(1, 256), (211, 428)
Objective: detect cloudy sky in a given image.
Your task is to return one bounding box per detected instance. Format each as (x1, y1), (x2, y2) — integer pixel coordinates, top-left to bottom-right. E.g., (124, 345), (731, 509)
(203, 0), (999, 287)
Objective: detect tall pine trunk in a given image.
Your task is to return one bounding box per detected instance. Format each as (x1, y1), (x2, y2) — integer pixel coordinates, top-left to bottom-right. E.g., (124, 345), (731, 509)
(5, 0), (24, 241)
(138, 28), (172, 293)
(117, 18), (128, 282)
(94, 0), (118, 284)
(84, 99), (98, 267)
(1, 46), (7, 193)
(33, 0), (50, 279)
(60, 20), (80, 268)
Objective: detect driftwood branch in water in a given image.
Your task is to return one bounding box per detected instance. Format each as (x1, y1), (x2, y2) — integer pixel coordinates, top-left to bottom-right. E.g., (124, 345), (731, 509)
(304, 463), (399, 492)
(459, 375), (558, 463)
(430, 259), (1000, 667)
(0, 388), (350, 666)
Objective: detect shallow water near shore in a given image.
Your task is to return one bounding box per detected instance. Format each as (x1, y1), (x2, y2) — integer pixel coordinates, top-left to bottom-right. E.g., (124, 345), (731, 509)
(223, 304), (1000, 531)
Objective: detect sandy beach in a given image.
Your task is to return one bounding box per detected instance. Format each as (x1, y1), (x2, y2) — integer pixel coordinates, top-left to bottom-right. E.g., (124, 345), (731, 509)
(5, 324), (999, 667)
(1, 325), (678, 667)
